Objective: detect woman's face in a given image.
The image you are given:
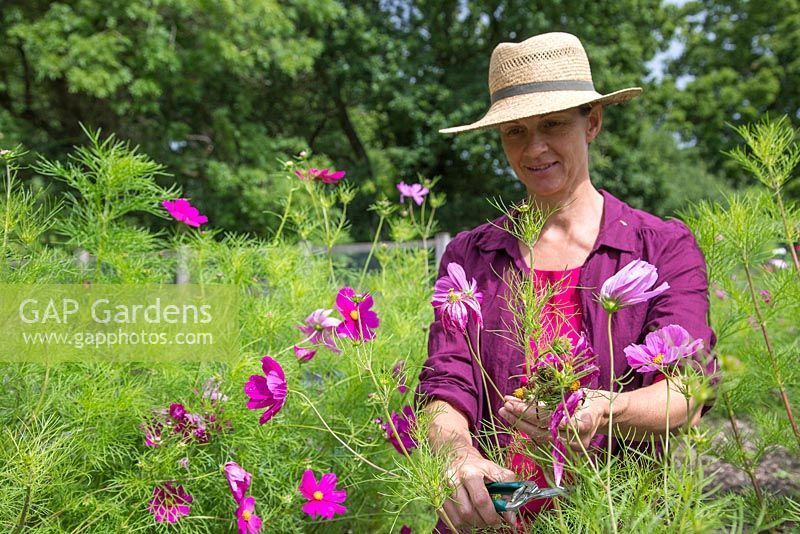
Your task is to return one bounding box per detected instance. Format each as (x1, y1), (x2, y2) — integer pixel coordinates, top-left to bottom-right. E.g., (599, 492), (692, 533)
(498, 106), (603, 200)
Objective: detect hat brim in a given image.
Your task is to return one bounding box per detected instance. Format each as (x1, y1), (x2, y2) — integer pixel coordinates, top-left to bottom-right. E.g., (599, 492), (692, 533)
(439, 87), (642, 134)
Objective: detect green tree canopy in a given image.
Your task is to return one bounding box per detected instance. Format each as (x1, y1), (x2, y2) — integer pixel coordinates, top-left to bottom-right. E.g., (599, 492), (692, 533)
(1, 0), (731, 240)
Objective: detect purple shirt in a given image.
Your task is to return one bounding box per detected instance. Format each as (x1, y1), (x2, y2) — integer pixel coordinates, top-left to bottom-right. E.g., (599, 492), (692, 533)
(417, 190), (716, 449)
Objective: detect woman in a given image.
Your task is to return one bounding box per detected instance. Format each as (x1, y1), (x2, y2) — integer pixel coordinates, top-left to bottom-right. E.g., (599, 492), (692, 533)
(417, 32), (716, 531)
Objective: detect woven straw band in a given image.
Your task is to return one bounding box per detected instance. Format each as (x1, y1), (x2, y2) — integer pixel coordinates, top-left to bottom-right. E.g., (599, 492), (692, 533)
(490, 80), (596, 104)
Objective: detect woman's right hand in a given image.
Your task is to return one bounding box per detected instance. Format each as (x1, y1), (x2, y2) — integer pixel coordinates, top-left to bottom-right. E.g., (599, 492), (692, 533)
(441, 446), (517, 530)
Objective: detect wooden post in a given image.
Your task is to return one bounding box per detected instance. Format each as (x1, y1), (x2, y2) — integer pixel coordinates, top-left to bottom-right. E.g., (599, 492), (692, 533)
(175, 245), (190, 284)
(434, 232), (450, 270)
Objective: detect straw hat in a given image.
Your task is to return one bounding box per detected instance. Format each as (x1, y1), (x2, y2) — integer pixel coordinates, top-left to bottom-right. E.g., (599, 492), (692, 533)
(440, 32), (642, 134)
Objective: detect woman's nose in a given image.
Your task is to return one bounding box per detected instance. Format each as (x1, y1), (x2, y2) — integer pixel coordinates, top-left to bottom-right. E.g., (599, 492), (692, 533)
(522, 132), (547, 158)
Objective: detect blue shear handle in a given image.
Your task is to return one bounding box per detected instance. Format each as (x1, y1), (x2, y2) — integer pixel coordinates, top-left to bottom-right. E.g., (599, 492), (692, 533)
(492, 497), (509, 512)
(485, 482), (524, 493)
(486, 482), (524, 513)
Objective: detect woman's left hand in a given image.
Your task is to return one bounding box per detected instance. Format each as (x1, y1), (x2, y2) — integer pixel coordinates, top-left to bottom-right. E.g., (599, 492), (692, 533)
(500, 391), (610, 451)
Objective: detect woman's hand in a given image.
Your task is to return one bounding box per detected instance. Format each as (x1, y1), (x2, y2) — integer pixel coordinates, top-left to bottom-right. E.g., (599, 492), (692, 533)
(441, 446), (517, 530)
(500, 391), (610, 451)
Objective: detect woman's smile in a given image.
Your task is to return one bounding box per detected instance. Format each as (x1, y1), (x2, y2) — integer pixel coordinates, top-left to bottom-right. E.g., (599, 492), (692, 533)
(523, 161), (559, 177)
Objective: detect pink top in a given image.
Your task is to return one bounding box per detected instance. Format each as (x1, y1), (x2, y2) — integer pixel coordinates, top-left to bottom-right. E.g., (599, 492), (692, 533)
(530, 266), (583, 346)
(510, 266), (583, 515)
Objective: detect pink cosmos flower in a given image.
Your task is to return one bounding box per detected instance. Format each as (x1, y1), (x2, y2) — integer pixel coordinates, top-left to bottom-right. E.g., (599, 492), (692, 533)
(298, 308), (341, 353)
(201, 377), (229, 402)
(244, 356), (288, 424)
(236, 496), (263, 534)
(599, 259), (669, 312)
(392, 360), (408, 393)
(224, 462), (252, 503)
(397, 181), (429, 205)
(298, 469), (347, 520)
(760, 289), (772, 305)
(293, 345), (317, 362)
(549, 389), (585, 487)
(169, 403), (186, 420)
(431, 262), (483, 333)
(162, 199), (208, 227)
(623, 324), (703, 373)
(294, 168), (346, 184)
(768, 258), (788, 270)
(381, 405), (417, 455)
(141, 421), (163, 447)
(400, 526), (412, 534)
(335, 287), (380, 341)
(148, 482), (192, 523)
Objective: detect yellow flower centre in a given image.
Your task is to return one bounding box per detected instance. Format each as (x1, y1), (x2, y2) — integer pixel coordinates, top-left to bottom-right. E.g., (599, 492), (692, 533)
(570, 381), (580, 392)
(242, 510), (251, 521)
(513, 388), (525, 399)
(313, 490), (324, 501)
(447, 288), (460, 303)
(349, 310), (359, 320)
(653, 354), (664, 365)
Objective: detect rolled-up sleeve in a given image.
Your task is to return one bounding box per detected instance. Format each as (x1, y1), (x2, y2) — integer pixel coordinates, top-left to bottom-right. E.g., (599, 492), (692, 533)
(415, 237), (480, 429)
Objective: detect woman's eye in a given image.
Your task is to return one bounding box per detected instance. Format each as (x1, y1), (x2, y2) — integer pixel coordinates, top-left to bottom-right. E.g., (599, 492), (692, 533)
(543, 120), (565, 129)
(503, 127), (523, 137)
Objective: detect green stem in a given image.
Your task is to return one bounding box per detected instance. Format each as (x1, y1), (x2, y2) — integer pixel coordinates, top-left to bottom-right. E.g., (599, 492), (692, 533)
(742, 261), (800, 446)
(465, 333), (503, 402)
(359, 214), (385, 285)
(2, 160), (12, 259)
(321, 203), (334, 281)
(605, 312), (618, 534)
(32, 365), (50, 419)
(361, 346), (414, 462)
(273, 187), (294, 242)
(439, 508), (460, 533)
(13, 486), (31, 533)
(293, 389), (393, 476)
(774, 192), (800, 277)
(722, 391), (764, 505)
(664, 377), (671, 521)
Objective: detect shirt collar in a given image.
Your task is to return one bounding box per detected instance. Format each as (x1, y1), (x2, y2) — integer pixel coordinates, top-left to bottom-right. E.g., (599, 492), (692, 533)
(475, 189), (636, 254)
(593, 189), (637, 253)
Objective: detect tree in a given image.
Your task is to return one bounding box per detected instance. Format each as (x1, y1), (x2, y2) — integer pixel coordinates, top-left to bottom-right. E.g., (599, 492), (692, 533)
(663, 0), (800, 194)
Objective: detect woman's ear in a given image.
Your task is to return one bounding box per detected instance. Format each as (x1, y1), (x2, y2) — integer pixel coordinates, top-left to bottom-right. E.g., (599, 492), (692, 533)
(586, 105), (603, 144)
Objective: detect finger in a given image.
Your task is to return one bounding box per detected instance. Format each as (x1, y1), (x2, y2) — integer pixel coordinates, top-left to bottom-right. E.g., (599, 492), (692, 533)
(443, 484), (472, 527)
(506, 399), (550, 428)
(501, 407), (549, 441)
(500, 405), (550, 432)
(462, 475), (502, 527)
(503, 510), (519, 531)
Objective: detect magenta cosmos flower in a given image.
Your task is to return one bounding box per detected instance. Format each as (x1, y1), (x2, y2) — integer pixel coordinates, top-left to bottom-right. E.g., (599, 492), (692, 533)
(294, 167), (346, 184)
(335, 287), (380, 341)
(298, 308), (341, 353)
(381, 405), (418, 455)
(162, 198), (208, 227)
(431, 262), (483, 333)
(224, 462), (252, 503)
(623, 324), (703, 373)
(244, 356), (288, 424)
(549, 389), (585, 487)
(148, 482), (192, 523)
(599, 259), (669, 312)
(293, 345), (317, 362)
(298, 469), (347, 520)
(236, 496), (263, 534)
(397, 181), (429, 205)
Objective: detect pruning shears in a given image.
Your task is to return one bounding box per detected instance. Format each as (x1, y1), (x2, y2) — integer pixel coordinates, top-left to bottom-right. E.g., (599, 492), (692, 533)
(485, 481), (570, 512)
